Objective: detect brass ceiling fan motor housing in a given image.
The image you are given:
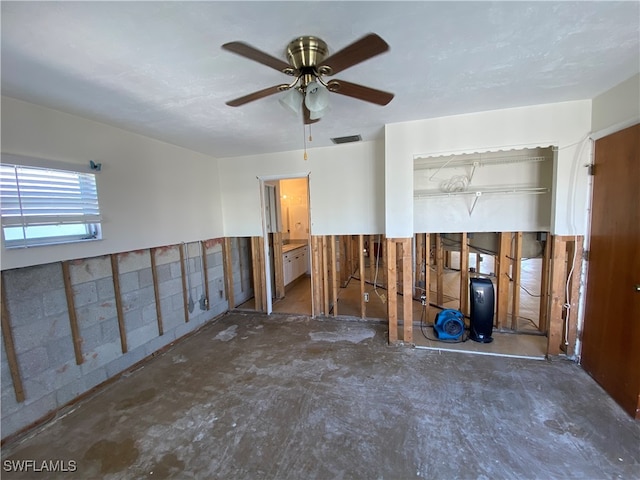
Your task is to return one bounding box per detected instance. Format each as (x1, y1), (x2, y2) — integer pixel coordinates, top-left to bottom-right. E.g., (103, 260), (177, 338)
(286, 36), (329, 71)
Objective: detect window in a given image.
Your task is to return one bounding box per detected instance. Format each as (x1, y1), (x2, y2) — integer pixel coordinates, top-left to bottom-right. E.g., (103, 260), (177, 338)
(1, 162), (102, 248)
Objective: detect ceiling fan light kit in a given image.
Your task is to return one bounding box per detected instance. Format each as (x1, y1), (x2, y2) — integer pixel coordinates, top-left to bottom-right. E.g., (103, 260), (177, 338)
(304, 81), (330, 119)
(222, 33), (395, 125)
(279, 88), (303, 115)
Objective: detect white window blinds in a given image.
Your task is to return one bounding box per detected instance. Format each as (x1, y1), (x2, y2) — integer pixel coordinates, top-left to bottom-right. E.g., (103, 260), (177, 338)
(1, 163), (102, 247)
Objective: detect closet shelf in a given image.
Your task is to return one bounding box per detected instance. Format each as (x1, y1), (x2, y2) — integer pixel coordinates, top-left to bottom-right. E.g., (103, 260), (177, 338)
(414, 186), (549, 215)
(414, 186), (549, 199)
(413, 155), (548, 171)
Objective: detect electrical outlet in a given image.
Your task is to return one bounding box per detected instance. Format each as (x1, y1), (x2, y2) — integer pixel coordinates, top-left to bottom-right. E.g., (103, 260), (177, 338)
(364, 292), (369, 302)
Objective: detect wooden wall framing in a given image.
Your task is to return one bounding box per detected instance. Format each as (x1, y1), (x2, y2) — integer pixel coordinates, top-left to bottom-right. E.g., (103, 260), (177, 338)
(386, 238), (413, 345)
(495, 232), (511, 329)
(546, 235), (583, 356)
(110, 254), (129, 353)
(272, 232), (285, 300)
(61, 261), (84, 364)
(250, 236), (267, 312)
(330, 235), (338, 317)
(459, 232), (469, 316)
(1, 274), (25, 403)
(149, 248), (164, 336)
(407, 232), (582, 357)
(242, 230), (582, 356)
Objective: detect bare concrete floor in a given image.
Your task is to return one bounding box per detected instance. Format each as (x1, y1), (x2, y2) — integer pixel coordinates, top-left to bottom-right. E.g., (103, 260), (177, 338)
(4, 313), (638, 479)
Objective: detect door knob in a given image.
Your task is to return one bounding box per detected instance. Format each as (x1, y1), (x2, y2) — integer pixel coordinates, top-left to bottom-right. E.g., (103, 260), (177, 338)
(635, 284), (640, 292)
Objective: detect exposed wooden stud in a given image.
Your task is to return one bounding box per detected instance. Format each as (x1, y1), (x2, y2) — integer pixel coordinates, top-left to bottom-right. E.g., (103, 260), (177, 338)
(565, 237), (583, 357)
(435, 234), (444, 306)
(222, 238), (236, 309)
(459, 232), (469, 316)
(415, 233), (424, 300)
(1, 274), (25, 403)
(149, 248), (164, 336)
(496, 232), (511, 329)
(249, 237), (260, 311)
(424, 233), (431, 323)
(547, 235), (568, 356)
(331, 235), (338, 317)
(322, 236), (330, 315)
(238, 238), (246, 293)
(261, 236), (268, 311)
(309, 236), (316, 315)
(311, 236), (322, 316)
(110, 253), (129, 352)
(339, 235), (349, 287)
(200, 241), (210, 311)
(346, 235), (353, 282)
(257, 236), (267, 312)
(538, 234), (552, 333)
(359, 235), (366, 319)
(511, 232), (523, 329)
(397, 241), (403, 295)
(61, 261), (84, 365)
(401, 238), (413, 344)
(386, 238), (398, 344)
(369, 235), (375, 285)
(272, 232), (285, 300)
(316, 236), (325, 315)
(381, 235), (387, 287)
(179, 244), (190, 323)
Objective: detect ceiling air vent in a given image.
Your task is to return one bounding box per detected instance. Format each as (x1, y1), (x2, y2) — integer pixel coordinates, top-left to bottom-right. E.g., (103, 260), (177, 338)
(331, 134), (362, 144)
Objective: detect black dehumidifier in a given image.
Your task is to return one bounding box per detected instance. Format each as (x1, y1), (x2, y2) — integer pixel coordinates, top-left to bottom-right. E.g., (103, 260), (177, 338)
(469, 277), (494, 343)
(433, 309), (465, 341)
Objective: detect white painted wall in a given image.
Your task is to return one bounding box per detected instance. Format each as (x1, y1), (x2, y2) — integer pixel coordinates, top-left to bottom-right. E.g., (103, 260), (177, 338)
(218, 140), (385, 237)
(385, 100), (592, 237)
(1, 97), (223, 270)
(592, 73), (640, 137)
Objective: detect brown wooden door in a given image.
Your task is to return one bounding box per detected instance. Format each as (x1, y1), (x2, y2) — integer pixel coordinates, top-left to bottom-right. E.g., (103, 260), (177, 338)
(581, 123), (640, 419)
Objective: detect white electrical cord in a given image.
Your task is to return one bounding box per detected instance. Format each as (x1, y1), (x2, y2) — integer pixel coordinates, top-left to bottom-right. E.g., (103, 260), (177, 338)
(440, 175), (470, 193)
(558, 135), (592, 350)
(373, 234), (386, 302)
(562, 234), (579, 347)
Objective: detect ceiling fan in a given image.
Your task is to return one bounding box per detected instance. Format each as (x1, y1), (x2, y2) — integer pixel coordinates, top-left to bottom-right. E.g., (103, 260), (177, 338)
(222, 33), (394, 124)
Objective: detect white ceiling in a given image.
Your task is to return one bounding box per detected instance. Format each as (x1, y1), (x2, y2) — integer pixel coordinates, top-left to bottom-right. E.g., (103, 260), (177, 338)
(2, 1), (639, 158)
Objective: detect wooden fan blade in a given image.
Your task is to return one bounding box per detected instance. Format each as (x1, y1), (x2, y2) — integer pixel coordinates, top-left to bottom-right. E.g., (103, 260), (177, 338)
(317, 33), (389, 76)
(222, 41), (294, 74)
(226, 85), (286, 107)
(327, 80), (394, 106)
(303, 104), (320, 125)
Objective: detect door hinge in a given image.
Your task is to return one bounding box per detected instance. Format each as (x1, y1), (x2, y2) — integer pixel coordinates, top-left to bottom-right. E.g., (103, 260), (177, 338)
(587, 164), (595, 176)
(583, 250), (590, 261)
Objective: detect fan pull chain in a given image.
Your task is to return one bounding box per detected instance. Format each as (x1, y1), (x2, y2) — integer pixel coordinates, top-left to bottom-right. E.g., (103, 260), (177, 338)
(303, 119), (308, 161)
(308, 123), (313, 142)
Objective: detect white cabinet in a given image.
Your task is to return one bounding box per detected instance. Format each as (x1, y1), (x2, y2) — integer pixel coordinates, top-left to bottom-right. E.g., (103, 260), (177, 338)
(283, 253), (294, 286)
(283, 245), (309, 286)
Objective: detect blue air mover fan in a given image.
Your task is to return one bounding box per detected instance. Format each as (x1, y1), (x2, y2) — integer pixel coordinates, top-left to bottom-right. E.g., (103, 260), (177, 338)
(433, 309), (465, 341)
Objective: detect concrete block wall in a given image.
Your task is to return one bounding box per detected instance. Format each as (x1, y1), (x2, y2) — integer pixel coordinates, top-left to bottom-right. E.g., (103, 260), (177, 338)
(230, 237), (253, 307)
(1, 237), (247, 440)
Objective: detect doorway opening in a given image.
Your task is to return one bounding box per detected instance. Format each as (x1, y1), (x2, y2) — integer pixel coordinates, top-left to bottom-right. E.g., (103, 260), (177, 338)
(262, 175), (313, 316)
